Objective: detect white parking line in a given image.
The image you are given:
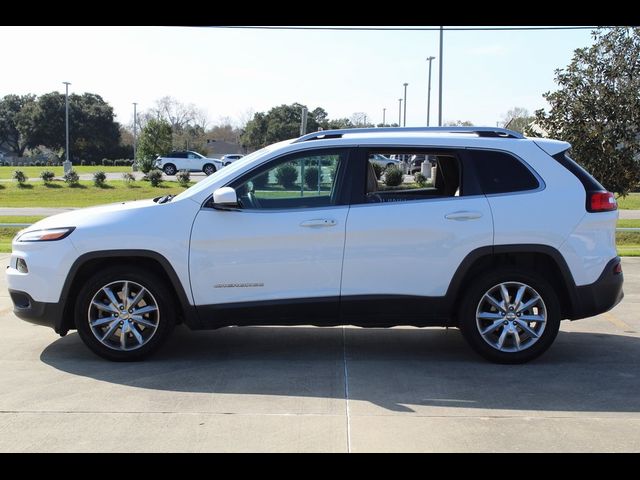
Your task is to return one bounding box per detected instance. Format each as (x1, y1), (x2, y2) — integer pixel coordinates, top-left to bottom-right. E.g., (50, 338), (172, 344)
(342, 326), (352, 453)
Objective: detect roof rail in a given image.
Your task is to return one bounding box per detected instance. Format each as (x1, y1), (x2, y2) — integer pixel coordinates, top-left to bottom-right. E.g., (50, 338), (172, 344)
(293, 126), (525, 143)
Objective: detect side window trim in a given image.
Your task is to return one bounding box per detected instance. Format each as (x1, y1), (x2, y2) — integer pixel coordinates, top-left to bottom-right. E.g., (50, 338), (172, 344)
(225, 147), (353, 211)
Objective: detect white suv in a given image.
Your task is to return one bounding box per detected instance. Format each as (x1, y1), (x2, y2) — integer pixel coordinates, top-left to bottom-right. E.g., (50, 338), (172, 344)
(154, 150), (223, 176)
(7, 127), (623, 363)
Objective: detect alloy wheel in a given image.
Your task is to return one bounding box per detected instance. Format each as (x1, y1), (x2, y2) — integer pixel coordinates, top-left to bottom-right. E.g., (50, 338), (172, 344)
(87, 280), (160, 351)
(475, 281), (547, 353)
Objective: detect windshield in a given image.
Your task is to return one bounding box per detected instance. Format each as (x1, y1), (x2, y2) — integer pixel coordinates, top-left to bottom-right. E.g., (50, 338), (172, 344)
(172, 144), (280, 201)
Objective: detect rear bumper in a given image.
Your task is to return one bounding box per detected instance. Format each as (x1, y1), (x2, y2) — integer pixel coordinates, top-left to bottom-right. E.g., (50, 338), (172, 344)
(9, 289), (67, 335)
(570, 257), (624, 320)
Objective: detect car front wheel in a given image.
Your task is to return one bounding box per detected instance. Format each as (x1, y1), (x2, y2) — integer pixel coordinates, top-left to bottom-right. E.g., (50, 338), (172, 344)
(458, 268), (561, 364)
(74, 266), (175, 361)
(203, 163), (216, 175)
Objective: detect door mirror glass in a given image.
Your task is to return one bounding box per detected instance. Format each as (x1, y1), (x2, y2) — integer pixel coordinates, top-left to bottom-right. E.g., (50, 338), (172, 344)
(213, 187), (238, 208)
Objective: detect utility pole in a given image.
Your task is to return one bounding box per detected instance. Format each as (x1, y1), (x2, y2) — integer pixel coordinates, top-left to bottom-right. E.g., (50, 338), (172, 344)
(132, 102), (138, 160)
(62, 81), (71, 173)
(438, 26), (443, 126)
(398, 98), (402, 126)
(300, 106), (308, 135)
(426, 56), (435, 126)
(403, 83), (408, 127)
(382, 107), (386, 126)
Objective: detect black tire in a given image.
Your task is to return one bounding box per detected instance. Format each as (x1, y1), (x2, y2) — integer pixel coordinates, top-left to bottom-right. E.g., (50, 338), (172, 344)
(163, 164), (177, 176)
(458, 268), (561, 364)
(203, 163), (216, 175)
(74, 266), (176, 361)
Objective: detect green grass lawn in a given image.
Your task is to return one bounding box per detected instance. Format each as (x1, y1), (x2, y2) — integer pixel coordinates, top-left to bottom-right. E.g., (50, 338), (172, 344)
(0, 166), (131, 180)
(618, 219), (640, 228)
(617, 193), (640, 210)
(0, 180), (187, 208)
(0, 216), (45, 224)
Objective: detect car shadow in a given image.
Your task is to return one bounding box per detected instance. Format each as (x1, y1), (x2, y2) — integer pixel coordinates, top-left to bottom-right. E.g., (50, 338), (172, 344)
(40, 326), (640, 413)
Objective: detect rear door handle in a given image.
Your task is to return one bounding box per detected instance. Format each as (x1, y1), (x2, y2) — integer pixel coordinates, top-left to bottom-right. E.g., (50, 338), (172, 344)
(300, 219), (337, 228)
(445, 211), (483, 221)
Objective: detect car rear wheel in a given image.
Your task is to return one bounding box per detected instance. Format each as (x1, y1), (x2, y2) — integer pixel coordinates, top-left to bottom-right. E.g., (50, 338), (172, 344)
(458, 268), (560, 364)
(203, 163), (216, 175)
(74, 266), (175, 361)
(163, 164), (177, 176)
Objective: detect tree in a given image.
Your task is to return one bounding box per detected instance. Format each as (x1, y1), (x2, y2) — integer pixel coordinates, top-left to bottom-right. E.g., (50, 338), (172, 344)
(501, 107), (535, 134)
(0, 94), (37, 156)
(533, 27), (640, 196)
(136, 118), (172, 161)
(323, 118), (354, 130)
(30, 92), (123, 162)
(240, 103), (322, 150)
(148, 96), (206, 132)
(444, 120), (474, 126)
(349, 112), (374, 128)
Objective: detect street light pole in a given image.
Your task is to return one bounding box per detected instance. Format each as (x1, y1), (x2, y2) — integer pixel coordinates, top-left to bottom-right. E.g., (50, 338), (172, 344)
(403, 83), (408, 127)
(426, 56), (435, 126)
(398, 98), (402, 126)
(382, 107), (386, 126)
(132, 102), (138, 160)
(63, 82), (71, 164)
(438, 26), (443, 126)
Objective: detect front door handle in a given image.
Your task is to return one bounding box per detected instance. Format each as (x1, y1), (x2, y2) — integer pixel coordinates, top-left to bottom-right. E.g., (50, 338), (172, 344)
(300, 219), (337, 228)
(445, 211), (483, 221)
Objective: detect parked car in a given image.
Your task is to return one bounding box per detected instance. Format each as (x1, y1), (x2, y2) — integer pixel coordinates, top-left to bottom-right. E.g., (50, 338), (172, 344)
(220, 154), (245, 166)
(369, 153), (400, 169)
(154, 151), (223, 176)
(409, 154), (432, 174)
(7, 126), (623, 363)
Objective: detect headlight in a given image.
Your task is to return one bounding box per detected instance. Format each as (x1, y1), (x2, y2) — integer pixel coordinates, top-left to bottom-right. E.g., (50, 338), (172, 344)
(16, 227), (75, 242)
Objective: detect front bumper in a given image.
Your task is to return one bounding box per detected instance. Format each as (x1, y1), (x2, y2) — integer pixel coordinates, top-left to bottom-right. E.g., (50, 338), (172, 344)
(571, 257), (624, 320)
(9, 289), (67, 335)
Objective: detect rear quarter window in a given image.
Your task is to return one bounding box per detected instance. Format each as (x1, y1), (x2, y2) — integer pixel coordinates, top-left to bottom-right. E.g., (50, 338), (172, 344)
(469, 149), (539, 194)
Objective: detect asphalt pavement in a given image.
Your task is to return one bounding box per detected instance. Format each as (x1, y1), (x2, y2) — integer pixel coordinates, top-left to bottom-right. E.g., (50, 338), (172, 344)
(0, 254), (639, 452)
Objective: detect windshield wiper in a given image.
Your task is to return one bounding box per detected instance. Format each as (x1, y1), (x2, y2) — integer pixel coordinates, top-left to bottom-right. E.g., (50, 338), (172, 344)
(154, 194), (175, 204)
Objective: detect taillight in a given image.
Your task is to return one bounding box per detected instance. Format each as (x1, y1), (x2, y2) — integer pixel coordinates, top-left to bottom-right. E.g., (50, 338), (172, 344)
(588, 191), (617, 212)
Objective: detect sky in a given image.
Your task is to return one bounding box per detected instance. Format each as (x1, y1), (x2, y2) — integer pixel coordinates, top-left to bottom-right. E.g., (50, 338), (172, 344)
(0, 26), (597, 129)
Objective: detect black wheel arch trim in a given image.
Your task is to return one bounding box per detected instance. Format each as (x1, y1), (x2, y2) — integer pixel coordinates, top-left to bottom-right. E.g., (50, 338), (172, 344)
(445, 244), (581, 320)
(59, 250), (199, 331)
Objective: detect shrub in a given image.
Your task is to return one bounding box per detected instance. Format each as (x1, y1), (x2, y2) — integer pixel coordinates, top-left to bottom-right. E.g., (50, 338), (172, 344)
(304, 166), (320, 190)
(371, 162), (383, 179)
(64, 170), (80, 186)
(147, 170), (163, 187)
(93, 171), (107, 187)
(40, 170), (55, 183)
(384, 166), (403, 187)
(176, 169), (190, 187)
(137, 157), (155, 174)
(13, 170), (27, 186)
(252, 172), (269, 189)
(414, 172), (427, 187)
(122, 172), (136, 185)
(80, 160), (87, 166)
(275, 163), (298, 189)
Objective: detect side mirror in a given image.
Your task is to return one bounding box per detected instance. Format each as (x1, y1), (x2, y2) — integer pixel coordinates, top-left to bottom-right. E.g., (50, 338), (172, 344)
(213, 187), (238, 208)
